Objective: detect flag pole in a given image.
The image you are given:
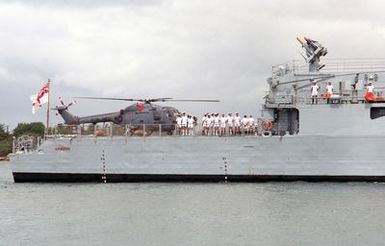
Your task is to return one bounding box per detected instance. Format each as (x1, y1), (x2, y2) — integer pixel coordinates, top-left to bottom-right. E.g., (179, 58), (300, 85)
(46, 79), (51, 131)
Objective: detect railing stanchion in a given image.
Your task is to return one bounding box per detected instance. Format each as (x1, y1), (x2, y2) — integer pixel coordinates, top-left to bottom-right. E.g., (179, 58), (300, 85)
(143, 124), (145, 137)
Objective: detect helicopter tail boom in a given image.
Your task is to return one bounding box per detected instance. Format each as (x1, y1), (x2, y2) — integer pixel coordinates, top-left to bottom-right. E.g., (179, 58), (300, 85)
(54, 106), (80, 125)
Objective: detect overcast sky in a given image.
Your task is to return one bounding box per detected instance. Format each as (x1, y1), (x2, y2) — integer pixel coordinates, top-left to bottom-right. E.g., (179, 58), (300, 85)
(1, 0), (385, 128)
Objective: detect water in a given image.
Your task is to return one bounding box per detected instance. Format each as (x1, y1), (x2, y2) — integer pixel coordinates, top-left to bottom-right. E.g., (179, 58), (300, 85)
(1, 163), (385, 246)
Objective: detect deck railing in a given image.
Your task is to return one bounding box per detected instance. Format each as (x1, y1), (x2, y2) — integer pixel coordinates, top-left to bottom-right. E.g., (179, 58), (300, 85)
(44, 123), (263, 139)
(273, 58), (385, 76)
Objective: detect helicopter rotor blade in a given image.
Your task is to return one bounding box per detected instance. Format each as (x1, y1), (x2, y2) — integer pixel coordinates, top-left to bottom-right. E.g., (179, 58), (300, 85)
(74, 97), (141, 102)
(66, 100), (77, 109)
(147, 98), (173, 102)
(59, 97), (65, 106)
(74, 97), (219, 103)
(164, 99), (220, 102)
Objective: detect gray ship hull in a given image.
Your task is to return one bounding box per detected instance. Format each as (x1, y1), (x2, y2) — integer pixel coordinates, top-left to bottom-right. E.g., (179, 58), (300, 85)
(10, 135), (385, 182)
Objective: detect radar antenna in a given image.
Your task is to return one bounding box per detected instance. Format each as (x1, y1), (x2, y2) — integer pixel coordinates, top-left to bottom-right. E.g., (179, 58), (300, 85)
(296, 36), (328, 72)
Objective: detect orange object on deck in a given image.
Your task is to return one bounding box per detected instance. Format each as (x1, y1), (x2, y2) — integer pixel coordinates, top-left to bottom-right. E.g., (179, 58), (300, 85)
(321, 93), (331, 99)
(365, 92), (375, 102)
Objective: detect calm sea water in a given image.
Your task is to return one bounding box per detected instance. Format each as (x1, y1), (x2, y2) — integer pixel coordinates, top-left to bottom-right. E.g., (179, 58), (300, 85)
(1, 163), (385, 246)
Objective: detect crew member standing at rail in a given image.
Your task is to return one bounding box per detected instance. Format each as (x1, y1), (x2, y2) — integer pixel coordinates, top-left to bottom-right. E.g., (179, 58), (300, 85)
(187, 115), (194, 136)
(176, 114), (182, 135)
(248, 115), (255, 135)
(234, 113), (241, 135)
(220, 113), (226, 136)
(226, 113), (233, 135)
(213, 113), (220, 136)
(181, 113), (188, 136)
(201, 113), (207, 135)
(365, 82), (375, 102)
(209, 113), (215, 135)
(325, 82), (333, 104)
(241, 115), (249, 135)
(204, 114), (212, 136)
(311, 82), (319, 104)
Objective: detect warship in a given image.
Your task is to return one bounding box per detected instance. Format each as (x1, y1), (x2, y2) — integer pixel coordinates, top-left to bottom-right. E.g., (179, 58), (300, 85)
(9, 37), (385, 182)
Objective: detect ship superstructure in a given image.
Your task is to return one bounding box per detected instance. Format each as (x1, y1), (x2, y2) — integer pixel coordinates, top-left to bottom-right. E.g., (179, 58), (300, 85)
(262, 37), (385, 137)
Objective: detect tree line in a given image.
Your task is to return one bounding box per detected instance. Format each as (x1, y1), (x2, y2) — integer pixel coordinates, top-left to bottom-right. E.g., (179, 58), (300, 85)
(0, 122), (45, 157)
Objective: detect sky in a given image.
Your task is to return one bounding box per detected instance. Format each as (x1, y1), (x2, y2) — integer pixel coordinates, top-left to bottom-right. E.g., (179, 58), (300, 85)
(1, 0), (385, 128)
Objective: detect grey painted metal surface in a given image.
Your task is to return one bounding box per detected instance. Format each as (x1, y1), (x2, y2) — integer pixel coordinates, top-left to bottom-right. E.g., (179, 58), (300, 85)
(9, 37), (385, 182)
(9, 135), (385, 179)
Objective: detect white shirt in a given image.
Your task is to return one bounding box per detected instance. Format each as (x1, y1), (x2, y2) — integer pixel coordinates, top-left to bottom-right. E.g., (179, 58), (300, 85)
(205, 118), (212, 127)
(367, 85), (374, 93)
(241, 118), (249, 127)
(249, 117), (255, 126)
(220, 117), (226, 127)
(234, 116), (241, 125)
(226, 116), (233, 126)
(326, 85), (333, 94)
(176, 117), (182, 126)
(187, 118), (194, 128)
(214, 116), (220, 126)
(201, 116), (207, 126)
(311, 84), (319, 96)
(181, 116), (188, 126)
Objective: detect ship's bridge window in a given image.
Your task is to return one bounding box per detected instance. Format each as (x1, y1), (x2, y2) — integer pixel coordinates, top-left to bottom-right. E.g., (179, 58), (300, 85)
(370, 107), (385, 119)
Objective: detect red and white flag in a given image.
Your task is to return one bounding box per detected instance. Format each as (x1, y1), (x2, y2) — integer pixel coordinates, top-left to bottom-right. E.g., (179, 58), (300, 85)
(31, 83), (49, 114)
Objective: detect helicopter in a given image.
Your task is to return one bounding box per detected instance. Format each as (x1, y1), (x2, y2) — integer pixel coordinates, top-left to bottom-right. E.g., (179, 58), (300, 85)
(53, 97), (219, 134)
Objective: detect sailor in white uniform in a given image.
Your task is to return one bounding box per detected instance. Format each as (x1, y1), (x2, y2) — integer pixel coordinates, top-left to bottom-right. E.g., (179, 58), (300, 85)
(204, 115), (212, 136)
(248, 115), (255, 134)
(220, 113), (226, 136)
(325, 82), (333, 104)
(187, 115), (194, 136)
(311, 82), (319, 104)
(176, 115), (182, 135)
(367, 82), (375, 93)
(209, 113), (215, 135)
(181, 113), (188, 136)
(201, 114), (207, 135)
(226, 113), (233, 135)
(241, 115), (249, 134)
(213, 113), (220, 136)
(365, 82), (375, 102)
(234, 113), (241, 135)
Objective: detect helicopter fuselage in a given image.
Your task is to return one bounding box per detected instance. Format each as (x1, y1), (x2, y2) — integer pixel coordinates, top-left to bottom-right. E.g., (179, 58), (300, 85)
(57, 102), (180, 132)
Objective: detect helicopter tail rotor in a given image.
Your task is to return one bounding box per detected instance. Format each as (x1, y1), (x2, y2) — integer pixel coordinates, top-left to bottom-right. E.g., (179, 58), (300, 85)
(52, 97), (79, 125)
(58, 97), (77, 110)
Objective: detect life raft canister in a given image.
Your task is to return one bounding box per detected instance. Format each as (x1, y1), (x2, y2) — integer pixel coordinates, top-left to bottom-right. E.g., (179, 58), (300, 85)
(262, 120), (273, 131)
(364, 92), (375, 102)
(322, 92), (331, 99)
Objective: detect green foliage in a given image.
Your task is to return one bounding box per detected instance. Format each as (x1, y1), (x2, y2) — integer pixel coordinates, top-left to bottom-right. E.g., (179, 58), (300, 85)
(0, 122), (45, 156)
(0, 124), (8, 140)
(13, 122), (45, 138)
(0, 124), (11, 156)
(0, 136), (12, 156)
